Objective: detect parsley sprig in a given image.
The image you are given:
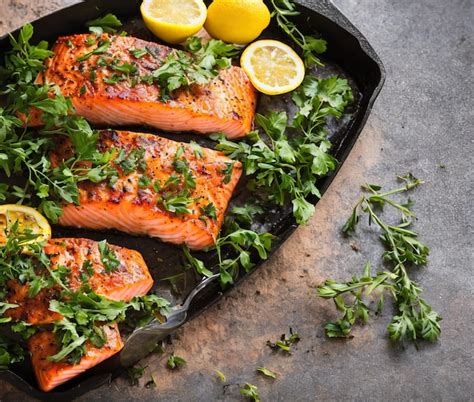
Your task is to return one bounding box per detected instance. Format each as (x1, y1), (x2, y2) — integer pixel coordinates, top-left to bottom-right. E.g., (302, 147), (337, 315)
(317, 175), (442, 342)
(143, 37), (238, 100)
(270, 0), (327, 67)
(0, 25), (116, 222)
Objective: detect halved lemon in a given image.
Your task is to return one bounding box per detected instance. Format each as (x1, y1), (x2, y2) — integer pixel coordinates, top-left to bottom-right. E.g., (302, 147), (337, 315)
(0, 205), (51, 246)
(241, 40), (306, 95)
(140, 0), (207, 44)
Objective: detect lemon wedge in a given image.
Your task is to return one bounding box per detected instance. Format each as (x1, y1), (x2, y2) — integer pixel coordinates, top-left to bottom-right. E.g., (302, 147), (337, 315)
(140, 0), (207, 44)
(0, 204), (51, 246)
(241, 40), (306, 95)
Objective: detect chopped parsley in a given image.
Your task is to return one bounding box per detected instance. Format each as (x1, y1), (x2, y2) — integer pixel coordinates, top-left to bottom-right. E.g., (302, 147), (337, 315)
(130, 48), (148, 58)
(160, 192), (194, 215)
(98, 240), (120, 273)
(166, 353), (186, 369)
(200, 203), (217, 220)
(138, 175), (152, 188)
(219, 162), (234, 184)
(77, 39), (111, 62)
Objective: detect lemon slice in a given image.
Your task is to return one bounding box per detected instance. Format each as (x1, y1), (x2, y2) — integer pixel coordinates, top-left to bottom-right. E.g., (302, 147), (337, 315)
(241, 40), (306, 95)
(140, 0), (207, 44)
(0, 205), (51, 246)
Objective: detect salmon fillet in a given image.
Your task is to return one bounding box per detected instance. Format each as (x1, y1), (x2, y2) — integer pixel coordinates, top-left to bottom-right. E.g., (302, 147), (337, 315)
(52, 130), (242, 250)
(5, 238), (153, 324)
(29, 323), (123, 392)
(37, 34), (257, 139)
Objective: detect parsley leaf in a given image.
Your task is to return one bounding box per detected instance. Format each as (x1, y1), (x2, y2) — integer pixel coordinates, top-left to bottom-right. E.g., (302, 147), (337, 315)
(240, 383), (260, 402)
(86, 13), (123, 35)
(167, 353), (186, 369)
(98, 240), (120, 272)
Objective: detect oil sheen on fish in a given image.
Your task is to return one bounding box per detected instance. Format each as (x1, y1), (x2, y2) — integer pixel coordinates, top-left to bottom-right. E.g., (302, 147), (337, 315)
(37, 34), (257, 139)
(51, 130), (243, 250)
(29, 323), (123, 392)
(5, 238), (153, 325)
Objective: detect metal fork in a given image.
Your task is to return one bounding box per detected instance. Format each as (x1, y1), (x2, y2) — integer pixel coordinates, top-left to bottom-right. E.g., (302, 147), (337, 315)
(120, 273), (220, 367)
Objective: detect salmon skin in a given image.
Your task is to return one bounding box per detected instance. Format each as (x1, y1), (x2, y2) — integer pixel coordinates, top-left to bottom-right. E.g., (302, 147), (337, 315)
(37, 34), (257, 139)
(52, 130), (243, 250)
(29, 323), (123, 392)
(5, 238), (153, 325)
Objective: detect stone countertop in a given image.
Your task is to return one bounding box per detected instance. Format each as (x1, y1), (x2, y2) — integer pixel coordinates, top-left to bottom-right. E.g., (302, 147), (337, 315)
(0, 0), (472, 400)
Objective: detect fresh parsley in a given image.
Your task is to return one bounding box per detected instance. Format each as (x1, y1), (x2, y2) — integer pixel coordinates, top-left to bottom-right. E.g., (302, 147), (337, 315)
(240, 383), (260, 402)
(317, 175), (441, 342)
(143, 36), (238, 100)
(270, 0), (327, 67)
(98, 240), (120, 273)
(257, 367), (278, 379)
(86, 13), (123, 35)
(167, 353), (186, 369)
(266, 328), (300, 353)
(77, 39), (111, 62)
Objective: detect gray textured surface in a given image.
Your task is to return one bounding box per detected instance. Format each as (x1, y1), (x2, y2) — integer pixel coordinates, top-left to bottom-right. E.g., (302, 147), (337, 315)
(1, 0), (473, 401)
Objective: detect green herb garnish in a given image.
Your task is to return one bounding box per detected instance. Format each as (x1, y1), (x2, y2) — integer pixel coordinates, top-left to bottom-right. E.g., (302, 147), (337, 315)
(266, 328), (300, 353)
(87, 13), (123, 35)
(167, 353), (186, 369)
(270, 0), (327, 67)
(317, 175), (441, 342)
(77, 39), (111, 62)
(98, 240), (120, 273)
(240, 383), (260, 402)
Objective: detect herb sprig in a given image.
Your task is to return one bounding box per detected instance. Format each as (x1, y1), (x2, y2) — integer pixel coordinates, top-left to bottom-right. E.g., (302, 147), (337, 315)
(317, 175), (442, 342)
(0, 24), (116, 222)
(270, 0), (327, 67)
(213, 75), (351, 224)
(143, 37), (238, 100)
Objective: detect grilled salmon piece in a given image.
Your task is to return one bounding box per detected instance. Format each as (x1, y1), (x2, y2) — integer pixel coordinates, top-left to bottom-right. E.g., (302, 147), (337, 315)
(52, 130), (242, 250)
(29, 323), (123, 392)
(37, 34), (257, 139)
(5, 238), (153, 325)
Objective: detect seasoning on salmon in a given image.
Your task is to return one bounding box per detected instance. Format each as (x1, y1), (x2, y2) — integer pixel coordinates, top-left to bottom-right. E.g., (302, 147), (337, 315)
(36, 34), (257, 139)
(52, 130), (243, 250)
(5, 238), (153, 325)
(29, 323), (123, 392)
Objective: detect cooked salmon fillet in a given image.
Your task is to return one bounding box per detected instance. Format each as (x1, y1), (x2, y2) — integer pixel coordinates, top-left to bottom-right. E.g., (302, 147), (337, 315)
(5, 238), (153, 324)
(52, 130), (242, 250)
(29, 323), (123, 392)
(36, 34), (257, 139)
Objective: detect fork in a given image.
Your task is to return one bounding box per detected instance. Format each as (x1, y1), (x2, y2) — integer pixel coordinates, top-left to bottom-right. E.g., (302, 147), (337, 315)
(120, 273), (220, 367)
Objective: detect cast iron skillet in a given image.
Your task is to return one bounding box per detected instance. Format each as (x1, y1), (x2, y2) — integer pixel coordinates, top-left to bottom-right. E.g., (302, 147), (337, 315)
(0, 0), (385, 399)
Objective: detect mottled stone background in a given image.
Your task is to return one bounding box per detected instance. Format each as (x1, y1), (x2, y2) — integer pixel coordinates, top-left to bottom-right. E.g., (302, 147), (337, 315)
(0, 0), (473, 400)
